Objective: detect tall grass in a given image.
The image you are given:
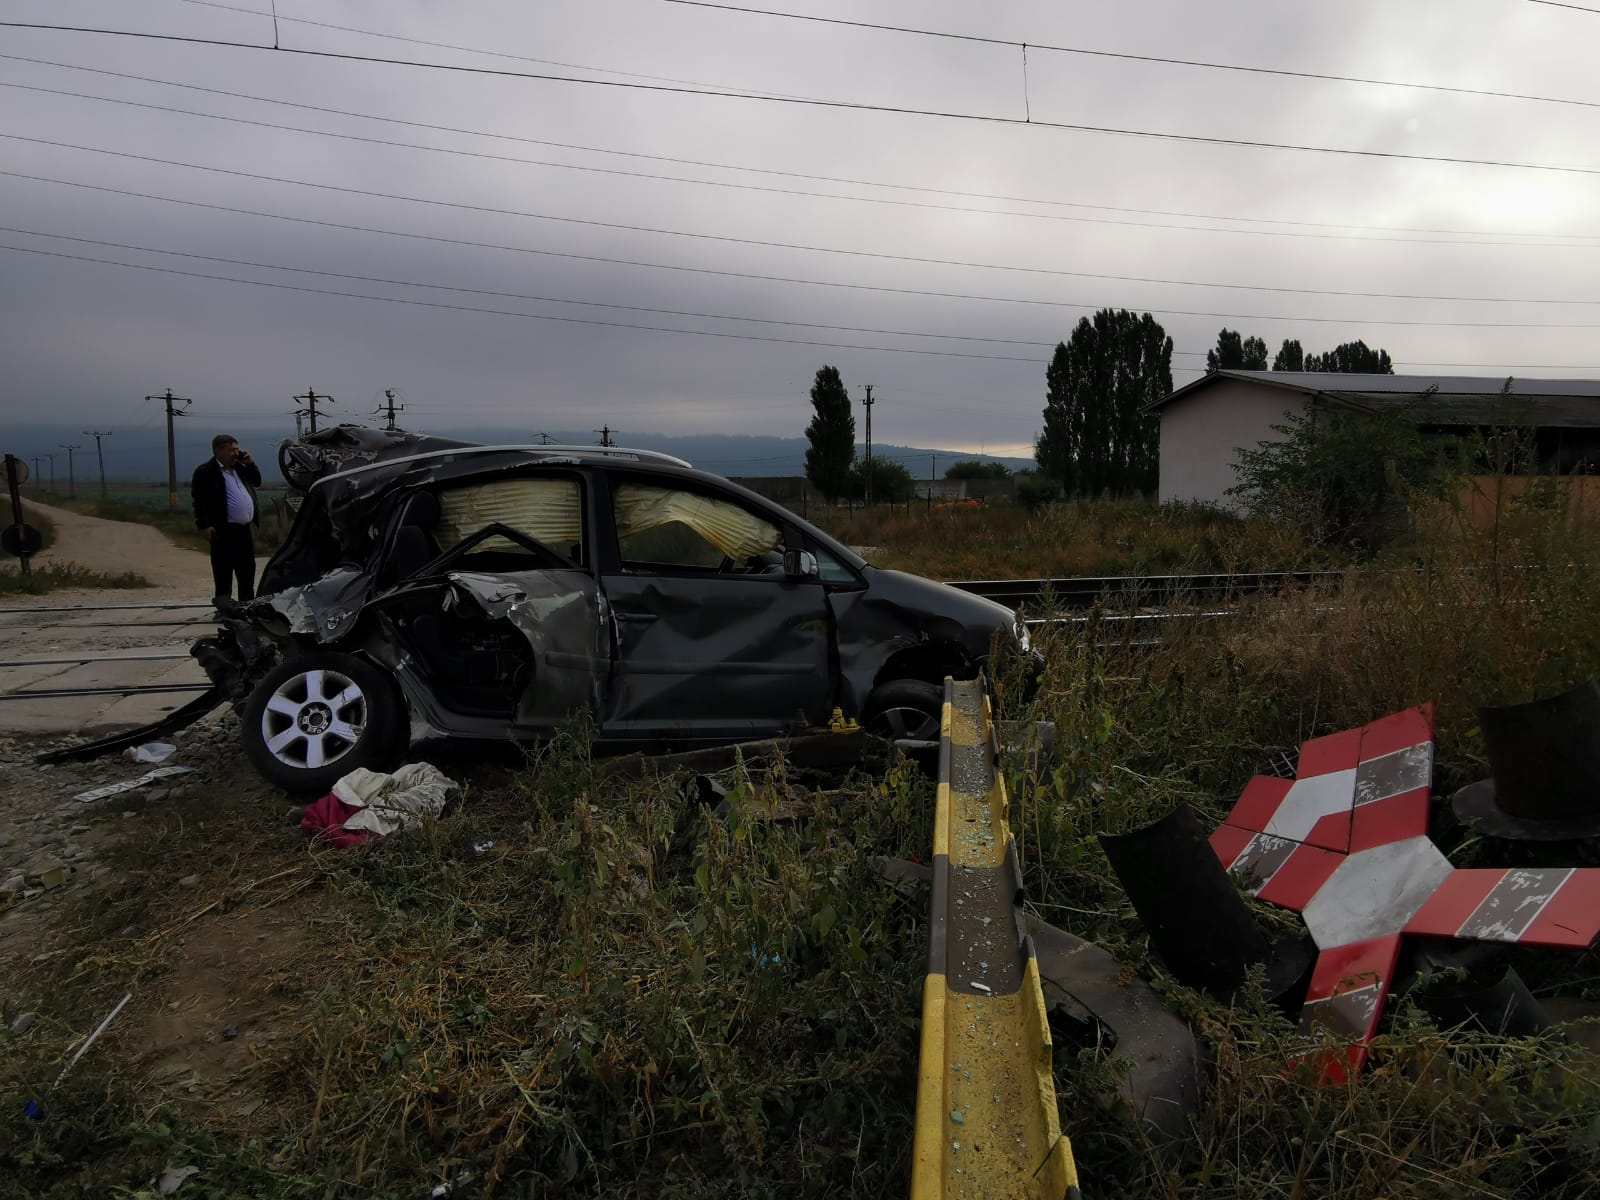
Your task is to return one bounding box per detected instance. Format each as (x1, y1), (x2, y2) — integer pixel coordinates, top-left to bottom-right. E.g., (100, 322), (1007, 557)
(813, 498), (1333, 579)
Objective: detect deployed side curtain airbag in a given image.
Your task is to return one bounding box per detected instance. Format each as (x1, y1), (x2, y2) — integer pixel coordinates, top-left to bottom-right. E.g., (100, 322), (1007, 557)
(436, 478), (582, 551)
(614, 483), (780, 559)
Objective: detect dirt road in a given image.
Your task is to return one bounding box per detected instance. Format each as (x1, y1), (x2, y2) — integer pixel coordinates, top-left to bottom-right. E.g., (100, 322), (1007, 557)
(21, 499), (214, 606)
(0, 502), (218, 734)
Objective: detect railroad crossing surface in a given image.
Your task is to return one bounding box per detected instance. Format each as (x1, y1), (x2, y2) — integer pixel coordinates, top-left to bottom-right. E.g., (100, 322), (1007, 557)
(0, 601), (215, 735)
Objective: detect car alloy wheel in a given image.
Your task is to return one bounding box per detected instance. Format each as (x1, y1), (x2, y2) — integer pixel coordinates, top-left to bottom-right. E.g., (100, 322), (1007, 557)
(260, 667), (368, 771)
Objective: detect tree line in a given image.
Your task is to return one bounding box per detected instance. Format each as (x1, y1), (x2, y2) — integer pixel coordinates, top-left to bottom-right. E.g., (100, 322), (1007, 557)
(803, 319), (1395, 502)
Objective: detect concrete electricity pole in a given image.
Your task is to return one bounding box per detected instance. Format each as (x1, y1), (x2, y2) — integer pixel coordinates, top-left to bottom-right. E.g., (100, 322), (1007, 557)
(374, 388), (404, 431)
(84, 430), (112, 500)
(42, 452), (56, 493)
(860, 384), (875, 505)
(595, 425), (616, 447)
(293, 386), (333, 433)
(146, 388), (192, 511)
(59, 443), (81, 500)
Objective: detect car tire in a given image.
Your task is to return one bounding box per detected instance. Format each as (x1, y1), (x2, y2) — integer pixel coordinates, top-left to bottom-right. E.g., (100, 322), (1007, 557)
(861, 679), (944, 747)
(242, 651), (406, 794)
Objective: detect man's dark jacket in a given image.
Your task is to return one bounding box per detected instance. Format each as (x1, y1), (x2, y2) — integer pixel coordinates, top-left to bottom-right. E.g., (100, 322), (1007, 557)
(191, 458), (263, 531)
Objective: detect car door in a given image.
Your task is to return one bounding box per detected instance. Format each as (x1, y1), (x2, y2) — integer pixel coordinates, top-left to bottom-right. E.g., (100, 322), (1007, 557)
(596, 474), (833, 740)
(365, 472), (608, 738)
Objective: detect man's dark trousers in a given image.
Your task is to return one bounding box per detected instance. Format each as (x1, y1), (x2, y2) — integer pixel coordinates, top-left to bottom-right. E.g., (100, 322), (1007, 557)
(211, 523), (255, 601)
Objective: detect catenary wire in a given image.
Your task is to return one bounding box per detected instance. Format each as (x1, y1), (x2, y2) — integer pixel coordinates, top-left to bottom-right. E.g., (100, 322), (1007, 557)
(10, 166), (1600, 325)
(0, 241), (1047, 362)
(2, 20), (1599, 176)
(666, 0), (1600, 111)
(7, 219), (1598, 331)
(171, 0), (832, 103)
(12, 76), (1600, 268)
(10, 133), (1600, 313)
(7, 49), (1593, 245)
(0, 225), (1055, 346)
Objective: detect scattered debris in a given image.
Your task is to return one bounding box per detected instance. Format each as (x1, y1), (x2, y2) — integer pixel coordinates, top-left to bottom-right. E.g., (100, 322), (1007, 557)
(123, 742), (177, 765)
(221, 1024), (239, 1041)
(52, 991), (132, 1090)
(301, 764), (459, 847)
(1453, 679), (1600, 841)
(73, 765), (193, 804)
(9, 1011), (38, 1037)
(156, 1164), (201, 1195)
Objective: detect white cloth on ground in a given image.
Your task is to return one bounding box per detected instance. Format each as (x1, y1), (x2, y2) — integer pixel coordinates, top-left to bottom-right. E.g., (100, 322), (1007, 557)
(332, 763), (458, 837)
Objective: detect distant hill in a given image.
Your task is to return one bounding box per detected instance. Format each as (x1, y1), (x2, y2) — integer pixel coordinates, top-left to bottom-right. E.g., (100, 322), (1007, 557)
(7, 422), (1034, 483)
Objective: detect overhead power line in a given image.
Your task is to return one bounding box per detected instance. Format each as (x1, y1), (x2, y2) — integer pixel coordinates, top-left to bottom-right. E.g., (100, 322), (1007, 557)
(11, 168), (1600, 325)
(1525, 1), (1600, 12)
(9, 223), (1600, 333)
(0, 225), (1052, 346)
(666, 0), (1600, 112)
(2, 19), (1598, 176)
(10, 136), (1600, 312)
(9, 73), (1600, 251)
(172, 0), (831, 103)
(0, 241), (1042, 363)
(8, 50), (1593, 245)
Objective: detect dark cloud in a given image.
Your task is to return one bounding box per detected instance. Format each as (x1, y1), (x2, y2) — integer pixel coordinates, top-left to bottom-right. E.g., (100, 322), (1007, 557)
(2, 0), (1596, 467)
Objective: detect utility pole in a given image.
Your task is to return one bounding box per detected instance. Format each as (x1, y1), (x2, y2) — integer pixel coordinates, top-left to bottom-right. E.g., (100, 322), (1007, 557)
(59, 443), (81, 499)
(84, 430), (112, 500)
(533, 431), (554, 445)
(292, 386), (333, 433)
(146, 388), (192, 512)
(860, 384), (875, 505)
(42, 452), (56, 493)
(374, 388), (404, 432)
(595, 425), (616, 448)
(929, 451), (936, 513)
(30, 456), (41, 482)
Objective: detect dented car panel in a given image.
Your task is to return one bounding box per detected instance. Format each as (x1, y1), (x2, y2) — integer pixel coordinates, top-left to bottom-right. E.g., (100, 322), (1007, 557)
(197, 436), (1028, 784)
(600, 572), (833, 738)
(829, 568), (1018, 712)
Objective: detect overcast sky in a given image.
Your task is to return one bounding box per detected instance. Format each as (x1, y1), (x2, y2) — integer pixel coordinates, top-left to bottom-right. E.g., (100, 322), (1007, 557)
(3, 0), (1599, 473)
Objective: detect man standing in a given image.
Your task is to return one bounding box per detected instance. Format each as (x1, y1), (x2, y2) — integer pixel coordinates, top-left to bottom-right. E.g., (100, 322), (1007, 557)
(191, 433), (262, 602)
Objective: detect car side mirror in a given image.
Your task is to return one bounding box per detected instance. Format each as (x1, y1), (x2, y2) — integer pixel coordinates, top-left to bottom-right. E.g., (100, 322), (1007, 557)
(783, 549), (819, 579)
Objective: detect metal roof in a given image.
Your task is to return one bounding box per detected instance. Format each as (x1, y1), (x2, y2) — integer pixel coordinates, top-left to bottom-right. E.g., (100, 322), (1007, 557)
(1153, 370), (1600, 428)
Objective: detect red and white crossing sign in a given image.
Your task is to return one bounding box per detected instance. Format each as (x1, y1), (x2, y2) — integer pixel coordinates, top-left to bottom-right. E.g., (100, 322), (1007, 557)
(1210, 704), (1600, 1080)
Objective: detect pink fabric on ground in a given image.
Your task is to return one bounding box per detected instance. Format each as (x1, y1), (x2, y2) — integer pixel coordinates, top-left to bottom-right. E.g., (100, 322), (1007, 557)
(300, 792), (377, 848)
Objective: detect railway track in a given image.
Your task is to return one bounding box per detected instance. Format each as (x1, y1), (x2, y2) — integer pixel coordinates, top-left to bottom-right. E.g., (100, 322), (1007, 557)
(953, 569), (1345, 611)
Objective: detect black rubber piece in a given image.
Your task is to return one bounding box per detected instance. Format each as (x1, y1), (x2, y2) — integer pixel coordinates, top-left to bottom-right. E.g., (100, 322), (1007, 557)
(1417, 966), (1555, 1038)
(1100, 803), (1280, 998)
(32, 685), (225, 765)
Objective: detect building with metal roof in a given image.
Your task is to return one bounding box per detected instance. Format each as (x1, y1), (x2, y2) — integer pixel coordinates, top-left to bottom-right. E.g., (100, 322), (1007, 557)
(1151, 370), (1600, 507)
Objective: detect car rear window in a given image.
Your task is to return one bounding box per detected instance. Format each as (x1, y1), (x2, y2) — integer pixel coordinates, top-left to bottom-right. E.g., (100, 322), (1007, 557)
(613, 483), (780, 570)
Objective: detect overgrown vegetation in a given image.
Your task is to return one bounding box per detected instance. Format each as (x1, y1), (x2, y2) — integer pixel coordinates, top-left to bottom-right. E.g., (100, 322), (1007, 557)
(1228, 398), (1452, 552)
(815, 496), (1325, 578)
(6, 481), (1600, 1197)
(0, 561), (149, 594)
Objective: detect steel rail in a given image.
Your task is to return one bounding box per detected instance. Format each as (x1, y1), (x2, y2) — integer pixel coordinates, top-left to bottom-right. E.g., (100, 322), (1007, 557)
(911, 676), (1080, 1198)
(953, 569), (1346, 610)
(0, 601), (213, 613)
(0, 682), (208, 701)
(0, 652), (192, 667)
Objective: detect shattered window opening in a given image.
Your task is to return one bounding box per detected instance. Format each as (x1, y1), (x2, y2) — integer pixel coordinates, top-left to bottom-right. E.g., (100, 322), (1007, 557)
(613, 483), (782, 571)
(435, 477), (584, 562)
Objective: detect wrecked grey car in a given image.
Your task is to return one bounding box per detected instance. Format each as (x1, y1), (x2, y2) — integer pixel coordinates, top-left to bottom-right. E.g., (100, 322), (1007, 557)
(194, 437), (1031, 792)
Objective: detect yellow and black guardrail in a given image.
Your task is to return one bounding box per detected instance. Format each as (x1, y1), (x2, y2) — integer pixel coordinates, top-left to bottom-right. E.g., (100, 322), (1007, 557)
(911, 676), (1080, 1199)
